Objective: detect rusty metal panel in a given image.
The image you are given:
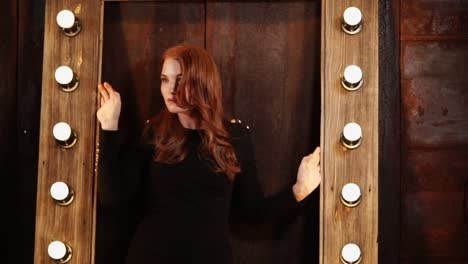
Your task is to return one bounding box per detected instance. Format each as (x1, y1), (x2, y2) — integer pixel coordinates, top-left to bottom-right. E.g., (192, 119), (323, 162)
(401, 41), (468, 149)
(401, 0), (468, 37)
(402, 150), (468, 259)
(402, 192), (467, 257)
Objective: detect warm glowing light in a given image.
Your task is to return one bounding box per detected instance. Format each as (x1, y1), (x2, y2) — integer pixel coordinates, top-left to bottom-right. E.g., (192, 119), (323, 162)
(53, 122), (72, 142)
(56, 10), (75, 29)
(343, 65), (362, 85)
(55, 66), (74, 85)
(343, 123), (362, 142)
(343, 7), (362, 27)
(48, 241), (72, 262)
(50, 182), (70, 201)
(341, 183), (362, 207)
(341, 243), (361, 264)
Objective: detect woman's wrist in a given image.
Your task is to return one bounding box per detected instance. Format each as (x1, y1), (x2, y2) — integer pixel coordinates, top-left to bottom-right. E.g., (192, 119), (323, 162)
(100, 123), (119, 131)
(292, 183), (311, 202)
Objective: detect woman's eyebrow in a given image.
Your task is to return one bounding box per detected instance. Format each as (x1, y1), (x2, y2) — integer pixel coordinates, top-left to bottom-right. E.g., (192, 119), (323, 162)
(160, 74), (182, 78)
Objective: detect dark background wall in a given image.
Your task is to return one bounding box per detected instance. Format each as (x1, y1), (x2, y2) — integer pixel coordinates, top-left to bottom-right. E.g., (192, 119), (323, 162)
(1, 0), (467, 263)
(1, 0), (44, 263)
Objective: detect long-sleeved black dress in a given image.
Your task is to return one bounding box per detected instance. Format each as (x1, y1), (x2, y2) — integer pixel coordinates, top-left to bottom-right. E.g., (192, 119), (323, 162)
(98, 119), (304, 264)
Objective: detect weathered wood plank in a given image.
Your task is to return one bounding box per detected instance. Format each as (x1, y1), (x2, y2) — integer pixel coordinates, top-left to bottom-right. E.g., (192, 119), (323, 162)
(34, 0), (102, 263)
(321, 1), (379, 263)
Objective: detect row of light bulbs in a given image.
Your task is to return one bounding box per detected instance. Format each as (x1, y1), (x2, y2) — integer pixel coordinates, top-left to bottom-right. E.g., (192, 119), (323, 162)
(338, 6), (364, 264)
(47, 8), (82, 264)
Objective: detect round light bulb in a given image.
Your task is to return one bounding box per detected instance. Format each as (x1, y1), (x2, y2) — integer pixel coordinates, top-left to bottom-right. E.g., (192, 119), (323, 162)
(343, 7), (362, 27)
(341, 123), (362, 149)
(344, 65), (362, 85)
(50, 182), (69, 201)
(343, 123), (362, 142)
(341, 183), (362, 207)
(53, 122), (72, 142)
(48, 241), (72, 262)
(341, 243), (361, 264)
(56, 10), (75, 29)
(55, 66), (74, 85)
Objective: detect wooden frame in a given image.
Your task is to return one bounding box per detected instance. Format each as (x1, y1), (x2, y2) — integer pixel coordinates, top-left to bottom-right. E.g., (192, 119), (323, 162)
(34, 0), (379, 263)
(320, 0), (379, 263)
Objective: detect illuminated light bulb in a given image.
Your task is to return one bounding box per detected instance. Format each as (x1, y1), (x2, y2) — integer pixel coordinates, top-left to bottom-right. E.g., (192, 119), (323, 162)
(342, 7), (363, 35)
(55, 66), (79, 92)
(53, 122), (77, 148)
(341, 183), (362, 207)
(341, 65), (363, 91)
(341, 123), (362, 149)
(56, 10), (81, 37)
(50, 182), (74, 206)
(341, 243), (362, 264)
(48, 241), (72, 263)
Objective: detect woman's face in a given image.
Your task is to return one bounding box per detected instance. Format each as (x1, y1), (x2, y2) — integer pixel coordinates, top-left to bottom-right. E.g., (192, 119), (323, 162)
(160, 58), (189, 114)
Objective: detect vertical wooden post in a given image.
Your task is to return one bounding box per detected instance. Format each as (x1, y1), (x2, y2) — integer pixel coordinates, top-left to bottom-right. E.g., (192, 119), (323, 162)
(320, 1), (379, 263)
(34, 0), (102, 263)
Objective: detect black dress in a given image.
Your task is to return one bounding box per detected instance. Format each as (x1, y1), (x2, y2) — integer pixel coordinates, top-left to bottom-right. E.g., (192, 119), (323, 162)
(98, 120), (304, 264)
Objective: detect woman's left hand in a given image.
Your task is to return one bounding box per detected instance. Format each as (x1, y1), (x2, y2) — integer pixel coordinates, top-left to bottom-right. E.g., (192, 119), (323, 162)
(293, 146), (321, 202)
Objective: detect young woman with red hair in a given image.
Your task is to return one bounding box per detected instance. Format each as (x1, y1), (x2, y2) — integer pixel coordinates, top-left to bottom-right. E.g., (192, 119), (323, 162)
(97, 43), (320, 263)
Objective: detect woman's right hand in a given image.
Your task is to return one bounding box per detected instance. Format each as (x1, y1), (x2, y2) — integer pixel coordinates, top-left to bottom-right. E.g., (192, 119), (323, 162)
(97, 82), (121, 131)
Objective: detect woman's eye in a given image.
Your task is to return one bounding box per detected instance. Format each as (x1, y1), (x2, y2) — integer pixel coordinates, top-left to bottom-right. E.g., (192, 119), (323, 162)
(161, 78), (168, 83)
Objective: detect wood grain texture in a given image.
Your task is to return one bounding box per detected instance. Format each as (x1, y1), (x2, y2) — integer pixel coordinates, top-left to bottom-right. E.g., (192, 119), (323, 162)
(321, 1), (379, 263)
(206, 2), (321, 263)
(34, 0), (102, 263)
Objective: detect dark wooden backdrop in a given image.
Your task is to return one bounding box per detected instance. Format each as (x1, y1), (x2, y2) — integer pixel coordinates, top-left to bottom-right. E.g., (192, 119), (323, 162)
(96, 2), (321, 263)
(2, 0), (467, 263)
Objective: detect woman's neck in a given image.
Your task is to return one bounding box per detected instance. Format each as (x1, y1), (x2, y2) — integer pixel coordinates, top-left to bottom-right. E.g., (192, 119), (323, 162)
(177, 112), (199, 130)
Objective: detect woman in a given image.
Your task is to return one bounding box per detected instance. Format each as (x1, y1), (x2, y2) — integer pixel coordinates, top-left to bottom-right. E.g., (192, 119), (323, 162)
(97, 43), (320, 263)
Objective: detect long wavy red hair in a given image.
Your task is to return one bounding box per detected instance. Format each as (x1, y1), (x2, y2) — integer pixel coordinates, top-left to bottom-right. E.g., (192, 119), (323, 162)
(142, 43), (241, 180)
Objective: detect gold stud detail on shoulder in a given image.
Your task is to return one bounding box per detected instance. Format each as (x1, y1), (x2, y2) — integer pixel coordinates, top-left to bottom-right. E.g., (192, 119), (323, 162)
(230, 118), (237, 124)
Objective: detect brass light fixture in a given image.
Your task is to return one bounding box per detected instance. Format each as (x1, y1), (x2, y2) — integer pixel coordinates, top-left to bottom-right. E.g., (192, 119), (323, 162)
(341, 65), (363, 91)
(341, 243), (362, 264)
(53, 122), (77, 148)
(48, 241), (72, 263)
(342, 7), (362, 35)
(56, 10), (81, 37)
(55, 66), (79, 92)
(50, 182), (74, 206)
(341, 123), (362, 149)
(340, 183), (362, 207)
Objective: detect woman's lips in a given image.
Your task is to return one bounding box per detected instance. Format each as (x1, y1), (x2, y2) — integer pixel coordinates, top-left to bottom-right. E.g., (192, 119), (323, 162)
(168, 98), (177, 103)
